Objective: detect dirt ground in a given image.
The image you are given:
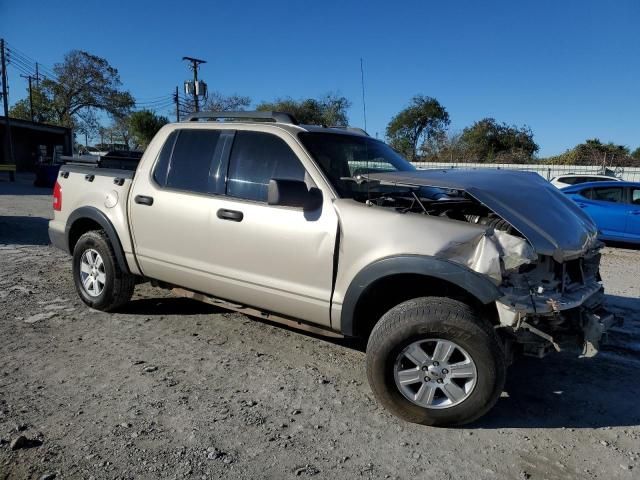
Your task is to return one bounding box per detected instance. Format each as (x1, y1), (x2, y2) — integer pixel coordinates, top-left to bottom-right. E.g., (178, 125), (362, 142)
(1, 175), (639, 480)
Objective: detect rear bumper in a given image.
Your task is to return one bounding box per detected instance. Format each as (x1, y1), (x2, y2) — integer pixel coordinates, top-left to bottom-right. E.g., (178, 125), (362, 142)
(48, 222), (69, 254)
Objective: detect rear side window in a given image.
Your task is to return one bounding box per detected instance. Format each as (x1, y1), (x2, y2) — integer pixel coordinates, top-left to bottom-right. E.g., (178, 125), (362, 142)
(227, 131), (305, 202)
(153, 129), (224, 195)
(631, 189), (640, 205)
(591, 187), (623, 203)
(558, 176), (577, 185)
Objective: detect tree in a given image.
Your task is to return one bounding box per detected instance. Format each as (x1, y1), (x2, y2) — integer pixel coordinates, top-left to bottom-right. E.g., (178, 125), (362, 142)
(128, 110), (169, 149)
(39, 50), (134, 128)
(458, 118), (538, 163)
(9, 85), (57, 124)
(203, 92), (251, 111)
(256, 93), (351, 126)
(75, 109), (101, 147)
(546, 139), (638, 166)
(631, 146), (640, 160)
(386, 96), (450, 161)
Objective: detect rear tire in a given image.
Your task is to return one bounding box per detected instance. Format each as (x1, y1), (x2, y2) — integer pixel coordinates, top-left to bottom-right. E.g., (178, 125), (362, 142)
(72, 230), (135, 311)
(366, 297), (506, 426)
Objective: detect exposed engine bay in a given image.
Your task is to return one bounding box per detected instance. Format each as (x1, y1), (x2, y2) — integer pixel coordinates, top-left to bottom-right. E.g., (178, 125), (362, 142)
(364, 189), (515, 234)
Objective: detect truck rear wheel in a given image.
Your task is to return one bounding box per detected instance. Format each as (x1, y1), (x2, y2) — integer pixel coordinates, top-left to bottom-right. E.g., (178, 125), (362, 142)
(366, 297), (505, 426)
(72, 230), (135, 311)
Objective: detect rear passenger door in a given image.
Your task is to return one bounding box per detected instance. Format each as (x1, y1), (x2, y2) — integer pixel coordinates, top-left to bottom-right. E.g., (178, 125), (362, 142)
(129, 128), (234, 286)
(625, 187), (640, 240)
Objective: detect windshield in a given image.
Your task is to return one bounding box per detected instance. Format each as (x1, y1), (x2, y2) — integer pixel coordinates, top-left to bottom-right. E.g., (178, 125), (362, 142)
(298, 132), (415, 198)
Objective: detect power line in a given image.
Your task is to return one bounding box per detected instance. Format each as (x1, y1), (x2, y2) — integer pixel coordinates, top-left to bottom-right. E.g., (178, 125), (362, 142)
(5, 42), (57, 78)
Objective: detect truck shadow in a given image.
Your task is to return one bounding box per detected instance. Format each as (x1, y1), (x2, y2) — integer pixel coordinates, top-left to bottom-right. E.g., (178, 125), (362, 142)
(117, 297), (227, 316)
(0, 216), (50, 245)
(470, 352), (640, 429)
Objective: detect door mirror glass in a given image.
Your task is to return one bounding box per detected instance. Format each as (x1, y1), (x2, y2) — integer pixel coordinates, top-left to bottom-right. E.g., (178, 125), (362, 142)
(267, 179), (322, 210)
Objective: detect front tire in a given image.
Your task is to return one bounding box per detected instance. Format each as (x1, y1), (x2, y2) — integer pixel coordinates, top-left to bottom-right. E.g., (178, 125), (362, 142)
(72, 230), (135, 311)
(366, 297), (506, 426)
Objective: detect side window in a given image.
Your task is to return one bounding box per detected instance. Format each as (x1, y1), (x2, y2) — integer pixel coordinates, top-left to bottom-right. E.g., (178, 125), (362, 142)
(153, 129), (223, 194)
(560, 177), (576, 185)
(591, 187), (623, 203)
(579, 188), (593, 199)
(631, 189), (640, 205)
(153, 131), (177, 186)
(227, 131), (305, 202)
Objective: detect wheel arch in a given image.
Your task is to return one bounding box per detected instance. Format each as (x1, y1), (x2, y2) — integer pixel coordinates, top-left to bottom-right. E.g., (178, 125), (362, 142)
(66, 206), (130, 274)
(340, 255), (502, 338)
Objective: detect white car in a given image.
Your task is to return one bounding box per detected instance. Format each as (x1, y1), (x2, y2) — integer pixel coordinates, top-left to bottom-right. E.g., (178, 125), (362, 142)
(550, 174), (622, 189)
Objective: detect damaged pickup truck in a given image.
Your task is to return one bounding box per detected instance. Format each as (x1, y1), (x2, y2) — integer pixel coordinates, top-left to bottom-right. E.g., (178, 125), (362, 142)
(49, 111), (619, 426)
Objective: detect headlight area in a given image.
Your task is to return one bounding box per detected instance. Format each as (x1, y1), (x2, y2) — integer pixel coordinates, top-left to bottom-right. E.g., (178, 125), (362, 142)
(494, 252), (622, 359)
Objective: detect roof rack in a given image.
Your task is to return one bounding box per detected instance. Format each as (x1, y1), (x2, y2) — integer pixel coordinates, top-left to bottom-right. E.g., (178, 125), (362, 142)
(183, 111), (298, 125)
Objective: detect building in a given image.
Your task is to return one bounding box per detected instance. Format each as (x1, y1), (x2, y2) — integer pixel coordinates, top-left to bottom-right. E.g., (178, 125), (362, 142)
(0, 116), (72, 171)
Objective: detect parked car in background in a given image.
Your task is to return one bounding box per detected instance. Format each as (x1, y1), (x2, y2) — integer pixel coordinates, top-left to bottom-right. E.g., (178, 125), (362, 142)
(550, 174), (621, 189)
(562, 181), (640, 243)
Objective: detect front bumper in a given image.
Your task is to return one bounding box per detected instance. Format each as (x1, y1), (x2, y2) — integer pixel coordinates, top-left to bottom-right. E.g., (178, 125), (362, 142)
(497, 283), (622, 358)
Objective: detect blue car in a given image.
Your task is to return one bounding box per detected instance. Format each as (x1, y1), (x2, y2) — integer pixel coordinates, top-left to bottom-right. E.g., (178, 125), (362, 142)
(561, 181), (640, 243)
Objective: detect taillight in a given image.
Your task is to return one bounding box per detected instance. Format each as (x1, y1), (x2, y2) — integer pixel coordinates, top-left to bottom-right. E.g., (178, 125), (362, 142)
(53, 181), (62, 211)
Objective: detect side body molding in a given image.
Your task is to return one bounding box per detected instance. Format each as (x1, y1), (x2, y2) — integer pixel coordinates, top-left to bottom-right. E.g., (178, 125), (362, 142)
(339, 255), (502, 336)
(65, 206), (130, 273)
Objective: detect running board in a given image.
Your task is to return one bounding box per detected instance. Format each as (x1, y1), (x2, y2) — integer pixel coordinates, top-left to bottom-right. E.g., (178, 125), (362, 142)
(171, 287), (344, 339)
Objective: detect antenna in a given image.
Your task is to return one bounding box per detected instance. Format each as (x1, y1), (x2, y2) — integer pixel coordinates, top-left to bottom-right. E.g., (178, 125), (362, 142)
(360, 58), (367, 131)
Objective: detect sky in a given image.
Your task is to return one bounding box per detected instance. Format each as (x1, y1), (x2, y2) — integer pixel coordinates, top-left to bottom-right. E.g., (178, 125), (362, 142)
(1, 0), (639, 156)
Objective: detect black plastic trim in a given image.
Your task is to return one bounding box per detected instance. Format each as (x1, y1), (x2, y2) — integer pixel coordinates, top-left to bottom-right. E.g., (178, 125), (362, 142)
(340, 255), (503, 336)
(65, 206), (130, 273)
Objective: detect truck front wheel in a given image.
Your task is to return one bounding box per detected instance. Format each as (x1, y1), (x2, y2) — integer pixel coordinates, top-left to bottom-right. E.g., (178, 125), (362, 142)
(366, 297), (506, 426)
(72, 230), (135, 311)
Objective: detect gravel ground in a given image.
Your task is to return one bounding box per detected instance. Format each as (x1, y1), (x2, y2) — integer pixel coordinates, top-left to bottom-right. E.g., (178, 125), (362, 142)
(1, 176), (639, 480)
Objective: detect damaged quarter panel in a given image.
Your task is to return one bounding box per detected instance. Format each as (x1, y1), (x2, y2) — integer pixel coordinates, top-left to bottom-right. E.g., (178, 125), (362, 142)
(332, 199), (515, 332)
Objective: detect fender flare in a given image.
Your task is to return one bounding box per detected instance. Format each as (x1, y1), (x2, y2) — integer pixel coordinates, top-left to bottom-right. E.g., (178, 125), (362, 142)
(339, 255), (502, 336)
(65, 206), (130, 274)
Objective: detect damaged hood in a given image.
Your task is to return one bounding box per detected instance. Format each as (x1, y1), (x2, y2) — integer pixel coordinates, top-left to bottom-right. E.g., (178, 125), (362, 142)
(369, 169), (599, 261)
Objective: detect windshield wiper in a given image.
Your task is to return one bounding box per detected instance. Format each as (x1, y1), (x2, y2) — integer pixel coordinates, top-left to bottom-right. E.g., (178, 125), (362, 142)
(339, 174), (381, 185)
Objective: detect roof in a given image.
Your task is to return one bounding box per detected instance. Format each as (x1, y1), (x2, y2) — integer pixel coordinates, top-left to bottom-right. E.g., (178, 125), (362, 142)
(176, 111), (369, 137)
(0, 116), (71, 135)
(561, 180), (640, 190)
(554, 173), (620, 178)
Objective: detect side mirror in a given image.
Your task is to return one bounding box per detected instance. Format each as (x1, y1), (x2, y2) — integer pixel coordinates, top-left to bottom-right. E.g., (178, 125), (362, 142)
(267, 179), (322, 210)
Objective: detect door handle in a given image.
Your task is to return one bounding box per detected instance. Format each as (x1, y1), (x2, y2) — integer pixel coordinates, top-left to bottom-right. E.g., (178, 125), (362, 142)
(577, 203), (587, 208)
(217, 208), (243, 222)
(630, 210), (640, 215)
(134, 195), (154, 206)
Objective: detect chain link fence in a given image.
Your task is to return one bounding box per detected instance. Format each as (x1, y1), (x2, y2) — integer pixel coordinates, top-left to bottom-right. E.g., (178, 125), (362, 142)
(412, 162), (640, 182)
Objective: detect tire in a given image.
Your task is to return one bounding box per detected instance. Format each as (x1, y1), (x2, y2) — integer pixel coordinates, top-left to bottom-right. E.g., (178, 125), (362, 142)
(72, 230), (136, 311)
(366, 297), (506, 426)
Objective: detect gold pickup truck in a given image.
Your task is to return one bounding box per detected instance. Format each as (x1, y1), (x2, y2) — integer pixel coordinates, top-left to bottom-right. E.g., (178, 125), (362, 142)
(49, 111), (617, 426)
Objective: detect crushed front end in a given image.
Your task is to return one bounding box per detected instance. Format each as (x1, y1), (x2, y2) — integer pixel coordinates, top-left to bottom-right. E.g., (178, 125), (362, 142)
(496, 246), (621, 358)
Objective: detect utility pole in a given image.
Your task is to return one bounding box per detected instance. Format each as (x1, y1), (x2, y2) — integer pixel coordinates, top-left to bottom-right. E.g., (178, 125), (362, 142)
(174, 86), (180, 122)
(1, 38), (16, 166)
(182, 56), (206, 112)
(35, 63), (40, 88)
(20, 74), (35, 121)
(360, 58), (367, 132)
